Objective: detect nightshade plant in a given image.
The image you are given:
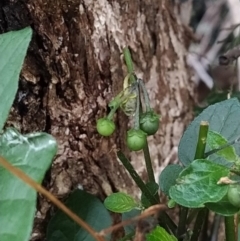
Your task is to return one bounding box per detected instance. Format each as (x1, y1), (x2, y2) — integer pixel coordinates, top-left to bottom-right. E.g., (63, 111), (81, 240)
(98, 48), (240, 241)
(2, 27), (240, 241)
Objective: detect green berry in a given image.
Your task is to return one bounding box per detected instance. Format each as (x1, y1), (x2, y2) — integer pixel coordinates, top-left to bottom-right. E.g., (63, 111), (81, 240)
(97, 118), (115, 136)
(140, 111), (160, 135)
(126, 129), (147, 151)
(227, 185), (240, 208)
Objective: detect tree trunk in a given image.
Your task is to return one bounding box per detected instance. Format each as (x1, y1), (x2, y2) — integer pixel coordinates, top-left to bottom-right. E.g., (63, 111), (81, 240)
(1, 0), (193, 240)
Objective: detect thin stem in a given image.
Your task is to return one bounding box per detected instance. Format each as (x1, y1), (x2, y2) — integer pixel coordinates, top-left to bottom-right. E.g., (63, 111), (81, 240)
(177, 207), (188, 239)
(117, 151), (158, 205)
(107, 105), (119, 120)
(142, 143), (156, 183)
(190, 209), (208, 241)
(139, 79), (151, 112)
(225, 216), (236, 241)
(123, 47), (136, 83)
(133, 86), (140, 129)
(194, 121), (209, 159)
(205, 135), (240, 157)
(117, 151), (177, 234)
(190, 121), (209, 241)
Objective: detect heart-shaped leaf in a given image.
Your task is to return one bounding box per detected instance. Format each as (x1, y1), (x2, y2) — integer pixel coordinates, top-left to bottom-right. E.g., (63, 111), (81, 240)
(0, 27), (32, 131)
(159, 164), (184, 196)
(104, 192), (139, 213)
(169, 159), (230, 208)
(0, 128), (57, 241)
(47, 189), (112, 241)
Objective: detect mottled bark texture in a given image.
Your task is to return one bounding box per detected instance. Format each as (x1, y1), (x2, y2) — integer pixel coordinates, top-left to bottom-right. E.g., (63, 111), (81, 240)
(1, 0), (193, 240)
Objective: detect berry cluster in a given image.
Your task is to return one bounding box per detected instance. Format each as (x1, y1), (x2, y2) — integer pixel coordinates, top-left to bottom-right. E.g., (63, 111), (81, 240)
(97, 75), (160, 151)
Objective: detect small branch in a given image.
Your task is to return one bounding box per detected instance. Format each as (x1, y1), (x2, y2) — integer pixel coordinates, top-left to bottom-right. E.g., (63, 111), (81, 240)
(177, 207), (188, 239)
(117, 151), (177, 234)
(142, 144), (156, 184)
(190, 209), (208, 241)
(194, 121), (209, 159)
(123, 47), (136, 83)
(225, 216), (236, 241)
(190, 121), (209, 241)
(117, 151), (158, 205)
(100, 204), (167, 236)
(138, 79), (151, 112)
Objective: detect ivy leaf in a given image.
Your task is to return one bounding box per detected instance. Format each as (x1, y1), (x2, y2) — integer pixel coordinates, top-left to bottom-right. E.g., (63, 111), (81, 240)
(207, 130), (238, 162)
(146, 226), (177, 241)
(104, 192), (139, 213)
(169, 159), (230, 208)
(0, 27), (32, 131)
(0, 128), (57, 241)
(47, 189), (112, 241)
(178, 98), (240, 167)
(159, 164), (184, 196)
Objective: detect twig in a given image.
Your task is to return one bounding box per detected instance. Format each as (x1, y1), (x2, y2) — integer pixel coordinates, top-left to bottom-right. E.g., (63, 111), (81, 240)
(99, 204), (167, 236)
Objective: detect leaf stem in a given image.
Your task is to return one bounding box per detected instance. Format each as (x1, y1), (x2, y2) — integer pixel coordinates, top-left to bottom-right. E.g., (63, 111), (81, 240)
(142, 143), (156, 183)
(123, 47), (136, 83)
(139, 79), (151, 112)
(194, 121), (209, 159)
(133, 86), (140, 130)
(190, 208), (208, 241)
(117, 151), (158, 205)
(225, 216), (236, 241)
(117, 151), (177, 234)
(177, 207), (188, 239)
(190, 121), (209, 241)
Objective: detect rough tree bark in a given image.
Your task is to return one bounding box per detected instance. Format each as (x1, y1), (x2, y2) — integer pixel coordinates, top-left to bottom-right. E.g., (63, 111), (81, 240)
(1, 0), (193, 240)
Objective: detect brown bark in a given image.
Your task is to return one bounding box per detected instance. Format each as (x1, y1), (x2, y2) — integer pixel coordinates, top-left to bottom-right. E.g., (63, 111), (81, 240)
(1, 0), (193, 240)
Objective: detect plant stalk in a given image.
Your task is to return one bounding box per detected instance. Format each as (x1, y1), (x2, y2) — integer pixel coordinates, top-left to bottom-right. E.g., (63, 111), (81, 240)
(190, 121), (209, 241)
(177, 207), (188, 239)
(142, 143), (156, 184)
(133, 87), (140, 130)
(190, 208), (208, 241)
(194, 121), (209, 159)
(117, 151), (158, 205)
(123, 47), (136, 83)
(225, 216), (236, 241)
(117, 151), (177, 234)
(139, 79), (151, 112)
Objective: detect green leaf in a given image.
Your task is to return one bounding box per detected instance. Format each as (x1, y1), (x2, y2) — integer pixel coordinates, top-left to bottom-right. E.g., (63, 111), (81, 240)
(122, 209), (141, 234)
(141, 182), (159, 208)
(206, 195), (240, 216)
(146, 226), (177, 241)
(207, 130), (238, 162)
(179, 98), (240, 167)
(0, 27), (32, 131)
(159, 164), (184, 196)
(104, 192), (138, 213)
(47, 189), (112, 241)
(0, 128), (57, 241)
(169, 159), (230, 208)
